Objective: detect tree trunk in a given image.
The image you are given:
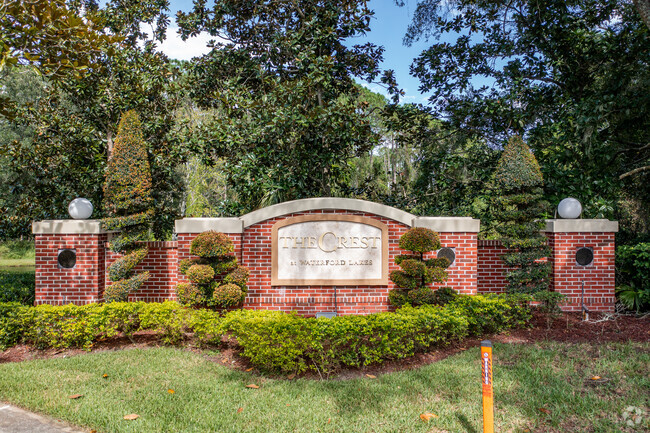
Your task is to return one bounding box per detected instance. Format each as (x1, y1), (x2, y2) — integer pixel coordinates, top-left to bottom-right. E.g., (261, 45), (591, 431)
(634, 0), (650, 30)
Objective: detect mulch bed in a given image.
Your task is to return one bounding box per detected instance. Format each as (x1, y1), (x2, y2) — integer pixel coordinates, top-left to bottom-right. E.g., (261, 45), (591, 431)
(1, 311), (648, 380)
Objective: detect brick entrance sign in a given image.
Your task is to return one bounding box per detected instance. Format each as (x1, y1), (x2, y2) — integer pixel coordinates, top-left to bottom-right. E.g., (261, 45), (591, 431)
(32, 198), (618, 313)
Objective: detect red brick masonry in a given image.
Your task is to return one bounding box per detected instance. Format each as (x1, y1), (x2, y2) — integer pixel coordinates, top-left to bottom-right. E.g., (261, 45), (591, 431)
(32, 203), (617, 313)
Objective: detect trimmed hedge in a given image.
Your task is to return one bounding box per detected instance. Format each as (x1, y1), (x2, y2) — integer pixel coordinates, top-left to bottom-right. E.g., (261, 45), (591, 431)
(220, 294), (530, 374)
(0, 295), (531, 375)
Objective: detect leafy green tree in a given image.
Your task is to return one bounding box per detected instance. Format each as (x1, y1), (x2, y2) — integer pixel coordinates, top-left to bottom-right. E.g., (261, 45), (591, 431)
(0, 0), (185, 239)
(177, 0), (399, 213)
(492, 136), (551, 294)
(400, 0), (650, 239)
(102, 111), (153, 302)
(0, 0), (120, 117)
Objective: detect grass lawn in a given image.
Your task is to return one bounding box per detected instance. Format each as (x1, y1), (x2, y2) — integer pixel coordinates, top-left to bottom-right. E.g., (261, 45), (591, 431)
(0, 260), (35, 269)
(0, 342), (647, 433)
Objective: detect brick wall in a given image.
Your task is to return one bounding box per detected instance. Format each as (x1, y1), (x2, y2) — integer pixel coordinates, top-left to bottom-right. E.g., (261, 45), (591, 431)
(32, 215), (616, 313)
(104, 241), (179, 302)
(35, 233), (107, 305)
(477, 240), (509, 294)
(548, 232), (615, 312)
(477, 234), (615, 312)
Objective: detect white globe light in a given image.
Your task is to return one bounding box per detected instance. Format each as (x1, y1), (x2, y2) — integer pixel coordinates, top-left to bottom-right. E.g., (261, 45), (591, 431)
(557, 197), (582, 219)
(68, 198), (93, 220)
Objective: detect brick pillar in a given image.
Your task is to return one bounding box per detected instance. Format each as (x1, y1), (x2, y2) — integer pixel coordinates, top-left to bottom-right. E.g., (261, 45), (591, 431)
(32, 220), (109, 305)
(544, 219), (618, 312)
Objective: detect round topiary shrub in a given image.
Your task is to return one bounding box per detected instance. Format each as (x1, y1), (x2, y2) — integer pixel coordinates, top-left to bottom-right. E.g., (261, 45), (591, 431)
(398, 227), (441, 253)
(190, 231), (234, 258)
(175, 282), (205, 307)
(223, 266), (250, 289)
(186, 264), (215, 285)
(212, 283), (245, 308)
(388, 289), (410, 307)
(179, 258), (201, 275)
(389, 227), (451, 308)
(212, 255), (238, 274)
(408, 287), (437, 306)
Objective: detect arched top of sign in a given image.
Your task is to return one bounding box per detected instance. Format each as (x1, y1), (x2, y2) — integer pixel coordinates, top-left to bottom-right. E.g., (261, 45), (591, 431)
(243, 197), (414, 228)
(271, 214), (389, 286)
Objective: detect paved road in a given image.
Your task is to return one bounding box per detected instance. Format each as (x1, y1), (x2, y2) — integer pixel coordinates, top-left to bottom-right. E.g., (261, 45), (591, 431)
(0, 404), (87, 433)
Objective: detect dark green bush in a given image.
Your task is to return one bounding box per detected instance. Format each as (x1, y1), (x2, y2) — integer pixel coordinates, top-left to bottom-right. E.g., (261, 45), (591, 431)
(0, 269), (35, 305)
(190, 231), (234, 258)
(0, 295), (530, 373)
(107, 247), (148, 281)
(616, 243), (650, 312)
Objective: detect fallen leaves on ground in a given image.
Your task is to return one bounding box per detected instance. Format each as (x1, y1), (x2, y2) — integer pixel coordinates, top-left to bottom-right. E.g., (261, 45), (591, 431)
(365, 374), (377, 379)
(538, 407), (551, 415)
(68, 394), (83, 399)
(123, 414), (139, 420)
(237, 407), (243, 413)
(245, 384), (260, 389)
(591, 376), (601, 380)
(102, 374), (108, 379)
(245, 368), (254, 372)
(420, 413), (438, 422)
(168, 389), (175, 394)
(287, 374), (296, 380)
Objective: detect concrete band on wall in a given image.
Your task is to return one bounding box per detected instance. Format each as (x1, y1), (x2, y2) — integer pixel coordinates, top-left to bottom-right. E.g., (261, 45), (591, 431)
(174, 197), (481, 233)
(32, 220), (113, 234)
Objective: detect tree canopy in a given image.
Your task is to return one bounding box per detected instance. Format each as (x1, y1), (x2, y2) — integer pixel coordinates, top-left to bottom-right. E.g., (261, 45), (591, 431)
(176, 0), (399, 213)
(401, 0), (649, 236)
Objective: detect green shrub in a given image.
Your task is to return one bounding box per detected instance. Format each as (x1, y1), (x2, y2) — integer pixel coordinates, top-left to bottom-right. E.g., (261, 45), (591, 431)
(107, 247), (148, 281)
(190, 231), (234, 258)
(0, 269), (35, 305)
(180, 231), (249, 308)
(0, 302), (28, 349)
(179, 258), (200, 275)
(175, 283), (205, 307)
(221, 294), (531, 374)
(104, 272), (149, 302)
(398, 227), (441, 252)
(616, 243), (650, 313)
(212, 283), (245, 308)
(186, 264), (215, 285)
(0, 301), (221, 350)
(223, 266), (250, 288)
(389, 227), (450, 306)
(0, 240), (35, 260)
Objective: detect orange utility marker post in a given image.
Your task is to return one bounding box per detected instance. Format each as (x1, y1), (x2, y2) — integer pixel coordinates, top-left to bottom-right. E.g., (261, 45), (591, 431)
(481, 340), (494, 433)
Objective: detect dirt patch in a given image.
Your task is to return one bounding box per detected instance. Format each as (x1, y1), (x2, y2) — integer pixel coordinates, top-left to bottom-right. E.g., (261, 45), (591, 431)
(1, 311), (648, 379)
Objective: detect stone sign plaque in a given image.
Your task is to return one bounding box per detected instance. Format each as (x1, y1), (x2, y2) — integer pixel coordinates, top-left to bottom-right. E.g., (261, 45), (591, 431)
(271, 215), (389, 286)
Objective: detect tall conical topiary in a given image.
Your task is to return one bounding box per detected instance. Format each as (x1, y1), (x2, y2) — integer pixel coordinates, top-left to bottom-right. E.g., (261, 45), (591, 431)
(492, 135), (550, 294)
(101, 110), (154, 302)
